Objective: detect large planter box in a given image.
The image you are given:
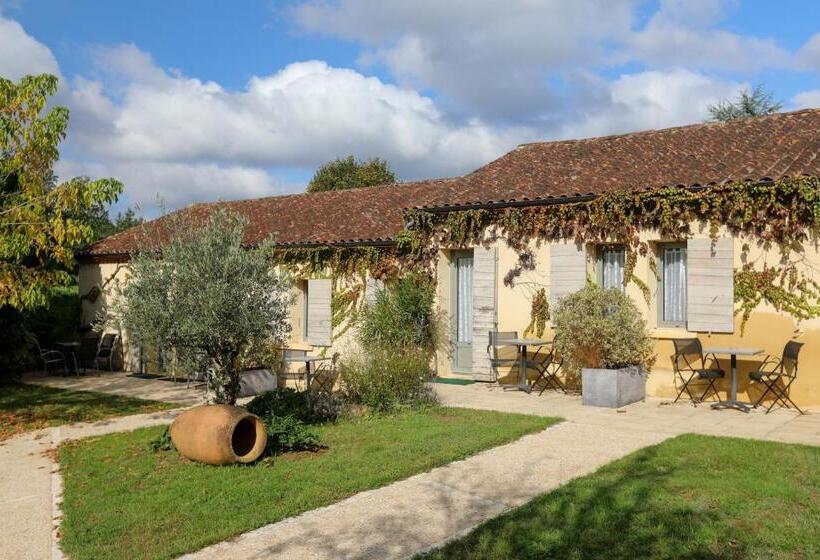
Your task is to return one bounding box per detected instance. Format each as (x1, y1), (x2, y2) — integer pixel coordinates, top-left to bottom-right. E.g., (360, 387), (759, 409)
(237, 369), (278, 398)
(581, 366), (646, 408)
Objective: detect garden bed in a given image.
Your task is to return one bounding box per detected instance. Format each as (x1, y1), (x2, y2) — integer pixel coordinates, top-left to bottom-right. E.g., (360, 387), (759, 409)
(0, 383), (174, 441)
(419, 434), (820, 559)
(59, 406), (559, 560)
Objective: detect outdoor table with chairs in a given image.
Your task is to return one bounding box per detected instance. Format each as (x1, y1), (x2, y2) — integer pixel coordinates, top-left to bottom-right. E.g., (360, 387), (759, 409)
(672, 337), (805, 414)
(488, 331), (565, 394)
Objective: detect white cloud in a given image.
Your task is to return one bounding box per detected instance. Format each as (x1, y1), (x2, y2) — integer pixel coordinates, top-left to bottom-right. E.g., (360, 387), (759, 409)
(629, 0), (789, 72)
(0, 12), (60, 80)
(292, 0), (637, 121)
(797, 33), (820, 71)
(559, 69), (744, 139)
(55, 159), (287, 213)
(791, 89), (820, 109)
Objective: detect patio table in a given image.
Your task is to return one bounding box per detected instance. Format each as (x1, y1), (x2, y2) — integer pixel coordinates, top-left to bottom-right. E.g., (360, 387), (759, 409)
(703, 346), (763, 413)
(502, 338), (550, 393)
(56, 341), (81, 375)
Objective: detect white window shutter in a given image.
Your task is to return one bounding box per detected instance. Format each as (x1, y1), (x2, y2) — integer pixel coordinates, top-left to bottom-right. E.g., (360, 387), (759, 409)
(687, 238), (734, 333)
(549, 242), (587, 308)
(364, 276), (384, 305)
(307, 278), (332, 346)
(471, 246), (497, 381)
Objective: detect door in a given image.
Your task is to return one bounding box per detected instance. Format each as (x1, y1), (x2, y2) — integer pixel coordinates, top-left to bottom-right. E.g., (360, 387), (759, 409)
(451, 251), (473, 373)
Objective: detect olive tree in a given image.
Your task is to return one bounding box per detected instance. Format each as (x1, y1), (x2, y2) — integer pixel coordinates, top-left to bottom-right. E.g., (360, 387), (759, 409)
(110, 209), (291, 404)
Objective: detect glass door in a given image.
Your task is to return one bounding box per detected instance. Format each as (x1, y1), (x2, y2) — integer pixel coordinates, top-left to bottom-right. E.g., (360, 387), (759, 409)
(451, 251), (473, 372)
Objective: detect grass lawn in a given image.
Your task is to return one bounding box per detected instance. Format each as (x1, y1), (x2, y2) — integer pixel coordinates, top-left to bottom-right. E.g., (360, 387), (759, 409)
(419, 434), (820, 560)
(0, 383), (175, 441)
(59, 406), (558, 560)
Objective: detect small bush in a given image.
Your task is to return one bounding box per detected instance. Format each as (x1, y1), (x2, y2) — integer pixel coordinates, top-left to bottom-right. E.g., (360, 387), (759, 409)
(244, 387), (338, 423)
(263, 415), (319, 454)
(244, 388), (338, 455)
(553, 284), (655, 376)
(339, 346), (435, 412)
(148, 426), (174, 452)
(357, 273), (438, 350)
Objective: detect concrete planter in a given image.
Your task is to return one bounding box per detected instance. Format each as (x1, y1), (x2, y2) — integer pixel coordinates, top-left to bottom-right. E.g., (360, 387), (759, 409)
(581, 366), (646, 408)
(238, 368), (278, 398)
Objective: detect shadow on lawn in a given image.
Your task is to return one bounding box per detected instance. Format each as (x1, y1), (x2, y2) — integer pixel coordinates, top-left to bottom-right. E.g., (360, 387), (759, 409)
(247, 444), (741, 560)
(0, 383), (167, 439)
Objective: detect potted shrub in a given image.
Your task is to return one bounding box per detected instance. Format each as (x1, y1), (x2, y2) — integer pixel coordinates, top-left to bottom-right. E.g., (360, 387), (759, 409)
(553, 284), (655, 408)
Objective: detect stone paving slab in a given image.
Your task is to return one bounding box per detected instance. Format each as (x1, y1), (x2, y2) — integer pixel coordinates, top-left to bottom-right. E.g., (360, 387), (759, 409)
(25, 372), (205, 406)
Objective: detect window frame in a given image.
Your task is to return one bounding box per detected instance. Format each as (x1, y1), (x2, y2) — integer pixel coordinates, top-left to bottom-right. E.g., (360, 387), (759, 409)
(657, 242), (687, 328)
(596, 244), (626, 291)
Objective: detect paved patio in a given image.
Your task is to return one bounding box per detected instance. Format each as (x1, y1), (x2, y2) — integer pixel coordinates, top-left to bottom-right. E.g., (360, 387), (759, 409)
(2, 377), (817, 560)
(23, 371), (206, 406)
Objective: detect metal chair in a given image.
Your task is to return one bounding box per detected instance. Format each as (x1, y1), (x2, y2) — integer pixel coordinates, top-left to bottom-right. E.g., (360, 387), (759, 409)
(672, 338), (725, 405)
(94, 333), (118, 371)
(528, 338), (566, 395)
(313, 352), (340, 394)
(29, 335), (67, 376)
(750, 341), (804, 414)
(487, 331), (519, 381)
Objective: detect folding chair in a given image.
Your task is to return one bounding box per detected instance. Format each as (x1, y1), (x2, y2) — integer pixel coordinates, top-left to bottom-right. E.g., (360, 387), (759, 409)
(487, 331), (519, 382)
(671, 338), (725, 405)
(313, 353), (340, 394)
(528, 338), (565, 395)
(750, 341), (804, 414)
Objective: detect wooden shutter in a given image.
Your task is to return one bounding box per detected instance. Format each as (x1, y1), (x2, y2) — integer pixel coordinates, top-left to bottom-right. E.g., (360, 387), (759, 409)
(687, 238), (734, 333)
(306, 278), (332, 346)
(471, 246), (497, 381)
(364, 276), (384, 305)
(549, 242), (587, 307)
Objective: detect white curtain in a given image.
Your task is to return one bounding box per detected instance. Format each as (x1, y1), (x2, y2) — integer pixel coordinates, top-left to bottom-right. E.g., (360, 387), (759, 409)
(456, 256), (473, 343)
(602, 248), (625, 291)
(663, 247), (687, 323)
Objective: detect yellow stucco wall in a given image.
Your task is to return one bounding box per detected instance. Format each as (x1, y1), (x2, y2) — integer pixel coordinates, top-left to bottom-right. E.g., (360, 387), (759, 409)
(435, 229), (820, 410)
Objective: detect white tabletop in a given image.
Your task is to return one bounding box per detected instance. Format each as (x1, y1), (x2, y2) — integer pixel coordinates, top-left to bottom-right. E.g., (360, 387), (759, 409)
(704, 347), (764, 356)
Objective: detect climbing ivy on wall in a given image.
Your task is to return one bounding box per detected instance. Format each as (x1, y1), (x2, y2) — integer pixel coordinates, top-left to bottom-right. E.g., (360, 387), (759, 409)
(403, 177), (820, 330)
(269, 178), (819, 333)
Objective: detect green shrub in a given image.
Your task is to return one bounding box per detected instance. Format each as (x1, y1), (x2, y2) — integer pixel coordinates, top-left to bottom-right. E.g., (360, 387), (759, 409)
(147, 426), (174, 452)
(553, 284), (655, 376)
(357, 273), (438, 350)
(244, 388), (337, 455)
(263, 415), (319, 454)
(338, 345), (435, 412)
(244, 388), (338, 423)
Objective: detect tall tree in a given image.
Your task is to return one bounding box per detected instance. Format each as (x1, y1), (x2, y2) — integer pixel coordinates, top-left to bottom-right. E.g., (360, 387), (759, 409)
(708, 85), (783, 122)
(1, 74), (122, 310)
(110, 210), (291, 405)
(306, 155), (396, 193)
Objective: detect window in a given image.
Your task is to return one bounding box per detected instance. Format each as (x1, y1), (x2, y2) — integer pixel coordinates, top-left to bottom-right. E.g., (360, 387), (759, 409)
(598, 245), (625, 291)
(456, 254), (473, 343)
(659, 244), (687, 327)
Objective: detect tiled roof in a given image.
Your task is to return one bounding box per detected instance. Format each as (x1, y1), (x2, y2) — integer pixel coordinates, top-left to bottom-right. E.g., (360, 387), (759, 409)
(415, 108), (820, 210)
(77, 178), (458, 258)
(79, 108), (819, 260)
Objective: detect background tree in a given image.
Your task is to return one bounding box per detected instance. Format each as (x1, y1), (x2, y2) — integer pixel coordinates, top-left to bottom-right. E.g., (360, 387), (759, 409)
(82, 204), (144, 241)
(708, 85), (782, 122)
(110, 209), (291, 405)
(1, 74), (122, 310)
(306, 155), (396, 193)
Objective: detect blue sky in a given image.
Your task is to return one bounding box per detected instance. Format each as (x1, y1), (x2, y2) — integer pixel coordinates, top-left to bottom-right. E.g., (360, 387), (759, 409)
(1, 1), (818, 216)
